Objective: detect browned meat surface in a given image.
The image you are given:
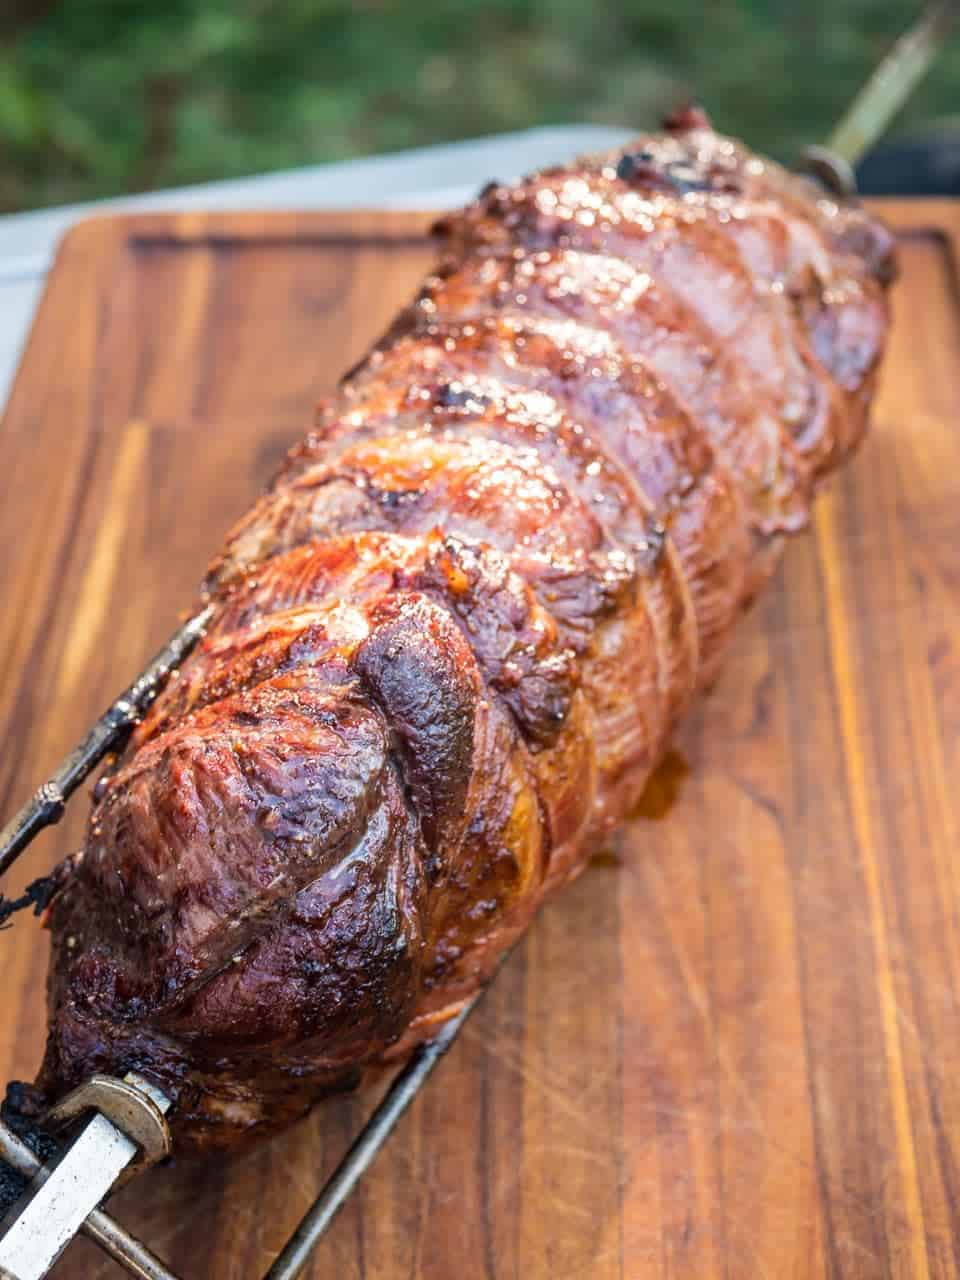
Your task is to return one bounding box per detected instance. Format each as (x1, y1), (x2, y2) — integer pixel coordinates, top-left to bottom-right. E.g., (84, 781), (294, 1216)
(34, 111), (895, 1153)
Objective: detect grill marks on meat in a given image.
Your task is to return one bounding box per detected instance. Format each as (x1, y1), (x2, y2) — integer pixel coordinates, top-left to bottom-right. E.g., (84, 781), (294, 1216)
(37, 114), (894, 1151)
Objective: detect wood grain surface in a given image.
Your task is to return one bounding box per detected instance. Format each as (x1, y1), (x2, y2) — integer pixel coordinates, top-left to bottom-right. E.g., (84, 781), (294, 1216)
(0, 201), (958, 1279)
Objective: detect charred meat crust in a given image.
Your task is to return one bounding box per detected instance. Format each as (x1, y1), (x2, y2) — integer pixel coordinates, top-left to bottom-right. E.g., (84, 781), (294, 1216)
(36, 114), (894, 1152)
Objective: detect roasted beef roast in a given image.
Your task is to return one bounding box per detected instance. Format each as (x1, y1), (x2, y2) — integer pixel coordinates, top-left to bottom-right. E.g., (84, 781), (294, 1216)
(33, 110), (895, 1152)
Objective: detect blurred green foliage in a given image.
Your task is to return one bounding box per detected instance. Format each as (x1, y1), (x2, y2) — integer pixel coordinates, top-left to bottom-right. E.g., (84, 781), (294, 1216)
(1, 1), (958, 211)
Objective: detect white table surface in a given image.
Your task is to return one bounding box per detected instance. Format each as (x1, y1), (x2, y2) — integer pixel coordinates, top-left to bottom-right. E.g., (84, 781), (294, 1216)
(0, 125), (634, 414)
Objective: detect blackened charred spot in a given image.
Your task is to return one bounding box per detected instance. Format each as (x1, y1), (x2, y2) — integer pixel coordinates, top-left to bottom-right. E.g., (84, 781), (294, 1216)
(616, 148), (712, 195)
(616, 150), (654, 180)
(0, 1089), (58, 1216)
(119, 995), (149, 1022)
(372, 484), (423, 512)
(432, 382), (493, 415)
(2, 1080), (47, 1123)
(231, 709), (262, 728)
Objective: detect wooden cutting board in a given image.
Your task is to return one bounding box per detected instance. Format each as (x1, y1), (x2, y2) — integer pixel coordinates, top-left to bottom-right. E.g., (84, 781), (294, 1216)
(1, 201), (959, 1279)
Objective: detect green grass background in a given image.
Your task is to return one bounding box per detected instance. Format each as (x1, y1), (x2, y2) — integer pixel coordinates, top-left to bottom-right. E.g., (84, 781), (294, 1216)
(2, 1), (958, 212)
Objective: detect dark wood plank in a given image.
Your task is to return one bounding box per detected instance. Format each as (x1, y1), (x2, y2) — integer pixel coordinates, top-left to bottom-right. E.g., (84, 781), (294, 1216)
(0, 201), (958, 1279)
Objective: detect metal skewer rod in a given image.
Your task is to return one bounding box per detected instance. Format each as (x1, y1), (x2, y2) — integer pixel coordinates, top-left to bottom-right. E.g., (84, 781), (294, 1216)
(827, 1), (957, 167)
(264, 994), (481, 1280)
(801, 1), (958, 193)
(0, 606), (213, 882)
